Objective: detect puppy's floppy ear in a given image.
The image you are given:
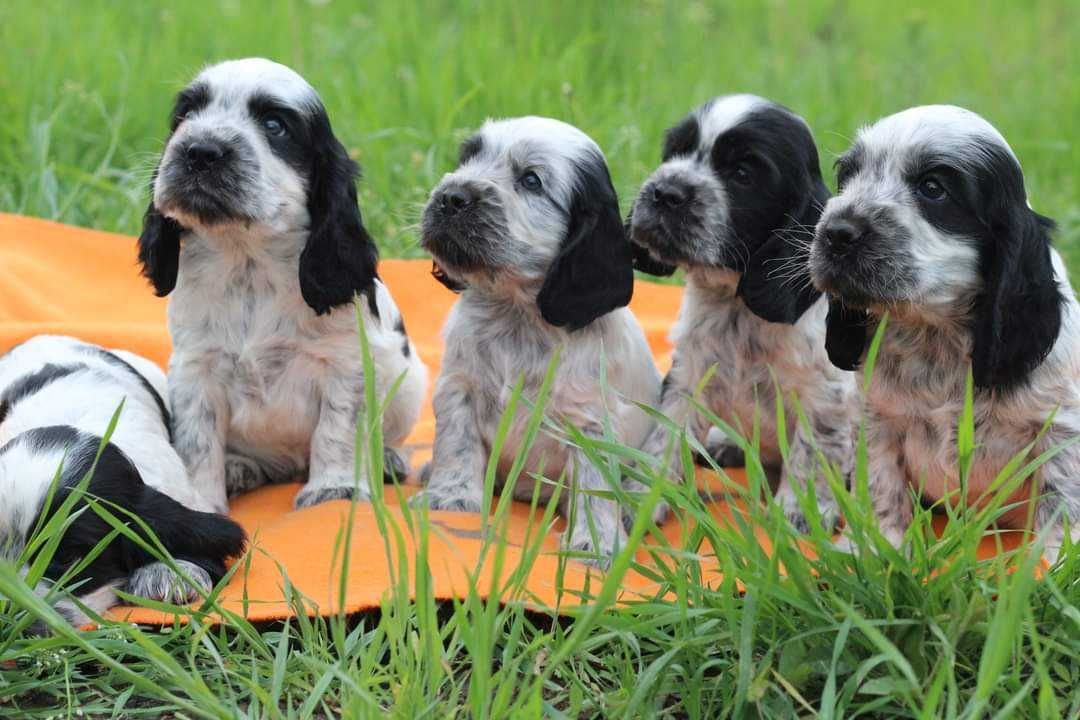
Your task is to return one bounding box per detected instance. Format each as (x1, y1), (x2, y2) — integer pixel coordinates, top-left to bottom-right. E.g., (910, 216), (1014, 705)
(537, 153), (634, 330)
(137, 197), (183, 297)
(825, 298), (868, 371)
(736, 171), (830, 324)
(625, 208), (677, 277)
(971, 205), (1061, 390)
(299, 108), (379, 316)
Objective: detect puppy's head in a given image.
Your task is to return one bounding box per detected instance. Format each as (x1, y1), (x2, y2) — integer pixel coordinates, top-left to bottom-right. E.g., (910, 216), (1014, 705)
(811, 105), (1061, 388)
(138, 58), (377, 315)
(421, 117), (632, 330)
(630, 95), (830, 324)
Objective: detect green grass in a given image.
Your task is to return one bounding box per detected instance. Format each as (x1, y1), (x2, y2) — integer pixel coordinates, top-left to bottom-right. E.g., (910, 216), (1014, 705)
(0, 1), (1078, 265)
(1, 1), (1079, 717)
(2, 307), (1079, 718)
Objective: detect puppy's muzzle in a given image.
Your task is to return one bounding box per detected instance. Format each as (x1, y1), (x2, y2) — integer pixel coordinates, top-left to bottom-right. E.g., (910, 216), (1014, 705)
(421, 180), (503, 272)
(183, 140), (230, 174)
(648, 178), (694, 209)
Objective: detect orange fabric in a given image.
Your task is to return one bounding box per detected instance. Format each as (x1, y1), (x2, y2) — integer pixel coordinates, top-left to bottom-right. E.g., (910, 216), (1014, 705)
(0, 213), (1029, 623)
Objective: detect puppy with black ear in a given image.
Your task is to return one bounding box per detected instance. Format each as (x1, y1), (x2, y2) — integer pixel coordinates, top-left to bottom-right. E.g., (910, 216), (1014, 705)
(416, 117), (661, 562)
(630, 95), (856, 531)
(0, 336), (245, 627)
(139, 59), (427, 512)
(811, 105), (1080, 561)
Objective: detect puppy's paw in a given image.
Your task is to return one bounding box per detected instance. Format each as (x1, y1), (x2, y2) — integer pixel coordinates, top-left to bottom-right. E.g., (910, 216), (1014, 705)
(128, 560), (212, 605)
(294, 484), (371, 509)
(621, 479), (672, 527)
(225, 454), (266, 498)
(776, 489), (842, 535)
(564, 525), (627, 568)
(409, 486), (483, 513)
(383, 447), (410, 483)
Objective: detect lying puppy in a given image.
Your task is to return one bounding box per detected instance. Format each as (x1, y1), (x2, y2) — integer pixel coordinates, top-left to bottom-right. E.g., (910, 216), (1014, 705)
(138, 59), (426, 512)
(630, 95), (855, 529)
(417, 117), (661, 560)
(0, 336), (245, 627)
(811, 105), (1080, 561)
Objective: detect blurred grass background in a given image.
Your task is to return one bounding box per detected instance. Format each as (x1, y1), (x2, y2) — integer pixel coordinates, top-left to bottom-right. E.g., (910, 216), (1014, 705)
(0, 0), (1076, 267)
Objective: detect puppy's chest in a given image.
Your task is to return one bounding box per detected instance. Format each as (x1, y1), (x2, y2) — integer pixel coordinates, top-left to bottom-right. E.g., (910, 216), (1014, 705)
(869, 362), (1036, 500)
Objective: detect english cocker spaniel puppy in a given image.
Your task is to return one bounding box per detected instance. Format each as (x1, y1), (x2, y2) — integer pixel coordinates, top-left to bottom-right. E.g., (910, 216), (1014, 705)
(138, 59), (426, 512)
(629, 95), (856, 530)
(0, 336), (245, 627)
(416, 116), (661, 561)
(811, 105), (1080, 561)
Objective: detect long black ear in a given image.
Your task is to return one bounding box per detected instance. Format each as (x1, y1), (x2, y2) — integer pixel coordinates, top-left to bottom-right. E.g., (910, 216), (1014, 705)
(137, 200), (183, 297)
(825, 298), (869, 371)
(625, 208), (677, 277)
(299, 109), (379, 316)
(537, 153), (634, 330)
(736, 173), (830, 324)
(971, 207), (1061, 389)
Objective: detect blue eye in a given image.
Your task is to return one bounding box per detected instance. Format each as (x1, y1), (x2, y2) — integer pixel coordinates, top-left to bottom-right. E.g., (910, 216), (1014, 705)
(520, 171), (542, 192)
(917, 175), (947, 201)
(262, 115), (287, 137)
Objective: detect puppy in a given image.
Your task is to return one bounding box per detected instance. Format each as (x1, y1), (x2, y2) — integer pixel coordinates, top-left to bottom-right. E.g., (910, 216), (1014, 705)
(138, 59), (427, 512)
(811, 105), (1080, 561)
(417, 117), (661, 561)
(629, 95), (856, 530)
(0, 336), (245, 627)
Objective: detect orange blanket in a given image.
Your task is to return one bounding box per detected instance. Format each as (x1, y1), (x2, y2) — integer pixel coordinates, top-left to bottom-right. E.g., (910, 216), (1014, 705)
(0, 213), (1025, 623)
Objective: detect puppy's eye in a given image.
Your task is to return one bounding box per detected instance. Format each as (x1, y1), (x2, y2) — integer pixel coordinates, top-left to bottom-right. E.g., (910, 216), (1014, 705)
(917, 175), (947, 201)
(262, 115), (287, 137)
(520, 171), (543, 192)
(732, 163), (753, 186)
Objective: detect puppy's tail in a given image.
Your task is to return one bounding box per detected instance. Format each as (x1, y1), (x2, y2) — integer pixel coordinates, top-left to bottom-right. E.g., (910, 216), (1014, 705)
(130, 487), (247, 583)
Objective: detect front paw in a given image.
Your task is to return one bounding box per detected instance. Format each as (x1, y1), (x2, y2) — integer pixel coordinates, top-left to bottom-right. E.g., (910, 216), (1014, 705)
(409, 486), (483, 513)
(127, 560), (213, 605)
(294, 483), (371, 509)
(776, 488), (842, 534)
(700, 439), (745, 468)
(622, 478), (672, 527)
(565, 523), (628, 568)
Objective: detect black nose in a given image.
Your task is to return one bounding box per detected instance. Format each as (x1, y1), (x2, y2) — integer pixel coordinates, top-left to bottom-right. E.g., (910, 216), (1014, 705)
(185, 141), (227, 170)
(437, 185), (477, 216)
(651, 180), (690, 208)
(823, 217), (867, 251)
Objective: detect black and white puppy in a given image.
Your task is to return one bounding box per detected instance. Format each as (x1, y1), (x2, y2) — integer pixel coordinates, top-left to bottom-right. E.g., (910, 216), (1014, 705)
(0, 336), (245, 627)
(811, 105), (1080, 561)
(416, 117), (661, 561)
(630, 95), (856, 530)
(138, 59), (427, 512)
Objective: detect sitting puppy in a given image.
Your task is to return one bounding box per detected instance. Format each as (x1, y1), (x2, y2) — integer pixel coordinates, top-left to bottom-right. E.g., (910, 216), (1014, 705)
(0, 336), (245, 626)
(810, 105), (1080, 561)
(629, 95), (856, 530)
(138, 59), (426, 512)
(417, 117), (661, 561)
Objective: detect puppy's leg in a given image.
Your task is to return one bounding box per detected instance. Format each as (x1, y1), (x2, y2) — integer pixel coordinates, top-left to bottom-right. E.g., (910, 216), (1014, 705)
(702, 427), (745, 467)
(296, 390), (366, 509)
(170, 369), (230, 513)
(1033, 446), (1080, 564)
(634, 360), (712, 522)
(777, 419), (842, 533)
(412, 375), (486, 513)
(835, 423), (911, 552)
(565, 431), (627, 566)
(224, 452), (268, 497)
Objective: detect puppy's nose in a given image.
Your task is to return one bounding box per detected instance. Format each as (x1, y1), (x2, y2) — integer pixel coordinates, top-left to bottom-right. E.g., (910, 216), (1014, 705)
(185, 141), (227, 170)
(651, 180), (691, 208)
(437, 186), (477, 215)
(823, 217), (867, 251)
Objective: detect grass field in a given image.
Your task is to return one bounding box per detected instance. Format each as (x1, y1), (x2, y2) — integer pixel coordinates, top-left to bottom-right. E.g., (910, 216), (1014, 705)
(1, 1), (1079, 718)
